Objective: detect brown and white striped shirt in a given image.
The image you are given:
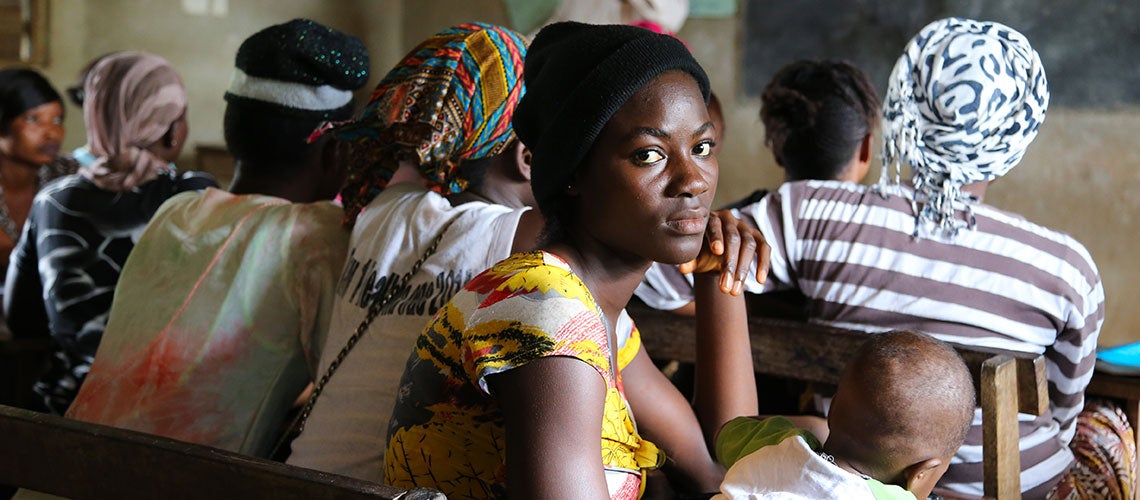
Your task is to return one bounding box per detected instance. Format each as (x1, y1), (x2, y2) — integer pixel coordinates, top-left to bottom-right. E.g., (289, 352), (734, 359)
(638, 180), (1103, 496)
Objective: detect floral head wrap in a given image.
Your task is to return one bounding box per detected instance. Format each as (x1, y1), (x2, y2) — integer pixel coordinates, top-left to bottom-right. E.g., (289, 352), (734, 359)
(81, 51), (186, 192)
(878, 17), (1049, 238)
(335, 22), (527, 224)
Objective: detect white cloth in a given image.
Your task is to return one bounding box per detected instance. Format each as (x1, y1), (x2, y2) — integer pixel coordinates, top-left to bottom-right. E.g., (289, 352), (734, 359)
(716, 435), (879, 499)
(287, 183), (528, 481)
(636, 261), (695, 311)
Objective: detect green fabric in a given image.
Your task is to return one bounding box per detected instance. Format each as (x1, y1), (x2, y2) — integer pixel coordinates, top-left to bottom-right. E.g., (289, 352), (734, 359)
(865, 478), (917, 500)
(715, 416), (917, 500)
(715, 416), (822, 469)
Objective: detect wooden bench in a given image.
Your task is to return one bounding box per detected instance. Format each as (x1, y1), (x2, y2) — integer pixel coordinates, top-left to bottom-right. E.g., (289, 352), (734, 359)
(627, 302), (1048, 499)
(0, 404), (444, 500)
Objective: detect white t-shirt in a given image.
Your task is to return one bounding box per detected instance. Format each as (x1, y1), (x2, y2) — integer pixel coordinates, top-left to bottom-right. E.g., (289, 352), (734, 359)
(717, 435), (898, 500)
(287, 183), (528, 481)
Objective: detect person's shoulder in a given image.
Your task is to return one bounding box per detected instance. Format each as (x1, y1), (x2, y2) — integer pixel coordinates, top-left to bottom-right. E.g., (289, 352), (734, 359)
(276, 200), (350, 244)
(32, 174), (98, 207)
(464, 251), (595, 309)
(467, 251), (566, 286)
(976, 202), (1077, 241)
(152, 188), (210, 215)
(134, 169), (218, 198)
(790, 179), (875, 199)
(749, 180), (881, 224)
(355, 183), (445, 225)
(371, 182), (438, 208)
(974, 202), (1099, 273)
(171, 169), (219, 191)
(763, 179), (874, 206)
(34, 173), (81, 197)
(39, 156), (79, 183)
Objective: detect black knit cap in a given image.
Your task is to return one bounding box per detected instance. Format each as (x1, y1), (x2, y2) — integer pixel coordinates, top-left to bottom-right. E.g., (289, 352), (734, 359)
(513, 21), (711, 205)
(225, 18), (369, 118)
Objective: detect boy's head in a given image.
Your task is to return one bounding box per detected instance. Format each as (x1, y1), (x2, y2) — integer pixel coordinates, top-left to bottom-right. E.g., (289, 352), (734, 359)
(826, 331), (975, 498)
(223, 19), (369, 195)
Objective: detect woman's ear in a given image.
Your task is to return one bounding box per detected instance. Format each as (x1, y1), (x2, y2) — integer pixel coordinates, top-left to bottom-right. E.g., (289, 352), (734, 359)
(507, 139), (531, 182)
(858, 133), (872, 163)
(162, 122), (178, 148)
(147, 121), (182, 163)
(316, 137), (348, 200)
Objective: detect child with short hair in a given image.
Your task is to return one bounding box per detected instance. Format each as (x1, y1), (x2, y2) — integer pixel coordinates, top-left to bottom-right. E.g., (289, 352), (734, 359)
(705, 326), (975, 499)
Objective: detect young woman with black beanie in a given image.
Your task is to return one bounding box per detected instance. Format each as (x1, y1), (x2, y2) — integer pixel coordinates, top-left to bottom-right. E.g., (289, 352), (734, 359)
(383, 21), (766, 499)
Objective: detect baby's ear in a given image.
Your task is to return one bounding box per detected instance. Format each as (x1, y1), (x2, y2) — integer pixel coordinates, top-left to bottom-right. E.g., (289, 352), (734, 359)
(903, 457), (946, 499)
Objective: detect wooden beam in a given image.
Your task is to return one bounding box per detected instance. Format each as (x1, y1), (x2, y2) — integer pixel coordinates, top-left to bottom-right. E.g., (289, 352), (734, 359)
(0, 405), (442, 500)
(629, 301), (1046, 415)
(982, 356), (1021, 499)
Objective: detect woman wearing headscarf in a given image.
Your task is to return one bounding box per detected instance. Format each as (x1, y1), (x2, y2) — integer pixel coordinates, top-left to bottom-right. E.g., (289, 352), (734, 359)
(674, 17), (1120, 498)
(286, 22), (551, 479)
(4, 52), (216, 414)
(380, 21), (766, 498)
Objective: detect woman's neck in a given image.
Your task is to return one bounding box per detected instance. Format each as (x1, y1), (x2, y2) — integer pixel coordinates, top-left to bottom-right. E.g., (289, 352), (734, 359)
(542, 236), (651, 327)
(228, 163), (314, 203)
(0, 157), (40, 190)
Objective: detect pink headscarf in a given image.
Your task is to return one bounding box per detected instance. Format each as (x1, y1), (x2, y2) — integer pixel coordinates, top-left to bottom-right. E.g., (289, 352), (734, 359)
(81, 51), (186, 192)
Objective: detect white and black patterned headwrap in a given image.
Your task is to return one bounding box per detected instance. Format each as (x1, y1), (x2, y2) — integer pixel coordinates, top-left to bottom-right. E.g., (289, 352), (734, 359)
(878, 17), (1049, 238)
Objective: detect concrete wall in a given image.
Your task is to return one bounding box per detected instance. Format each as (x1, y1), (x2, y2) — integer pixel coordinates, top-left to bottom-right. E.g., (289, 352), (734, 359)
(30, 1), (1140, 347)
(37, 0), (405, 176)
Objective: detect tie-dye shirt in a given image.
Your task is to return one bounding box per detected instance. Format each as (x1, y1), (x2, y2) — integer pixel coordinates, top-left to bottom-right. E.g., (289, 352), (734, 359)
(385, 251), (661, 499)
(66, 188), (348, 457)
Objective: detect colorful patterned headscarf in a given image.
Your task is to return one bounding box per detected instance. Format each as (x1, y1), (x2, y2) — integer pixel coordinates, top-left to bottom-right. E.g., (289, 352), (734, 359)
(335, 22), (527, 224)
(878, 18), (1049, 238)
(81, 52), (187, 192)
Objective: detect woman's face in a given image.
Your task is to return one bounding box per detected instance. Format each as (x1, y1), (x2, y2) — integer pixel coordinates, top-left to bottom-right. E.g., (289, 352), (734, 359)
(572, 70), (717, 265)
(0, 101), (64, 166)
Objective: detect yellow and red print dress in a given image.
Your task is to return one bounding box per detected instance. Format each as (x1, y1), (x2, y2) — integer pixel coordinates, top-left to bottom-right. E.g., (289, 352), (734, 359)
(384, 251), (662, 499)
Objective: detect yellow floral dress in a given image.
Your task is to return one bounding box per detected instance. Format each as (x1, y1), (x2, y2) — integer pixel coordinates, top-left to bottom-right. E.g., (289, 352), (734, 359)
(384, 251), (662, 499)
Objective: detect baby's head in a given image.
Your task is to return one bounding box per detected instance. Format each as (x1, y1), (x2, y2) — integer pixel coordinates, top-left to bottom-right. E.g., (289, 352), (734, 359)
(826, 331), (975, 498)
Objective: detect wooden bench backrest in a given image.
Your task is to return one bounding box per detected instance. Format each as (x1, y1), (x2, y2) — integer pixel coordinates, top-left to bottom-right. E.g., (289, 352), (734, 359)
(0, 404), (444, 500)
(627, 303), (1048, 499)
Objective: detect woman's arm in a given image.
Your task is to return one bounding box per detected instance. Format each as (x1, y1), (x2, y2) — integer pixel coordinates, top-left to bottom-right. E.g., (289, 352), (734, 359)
(4, 223), (49, 339)
(692, 272), (757, 450)
(684, 209), (765, 449)
(623, 346), (723, 493)
(488, 356), (611, 500)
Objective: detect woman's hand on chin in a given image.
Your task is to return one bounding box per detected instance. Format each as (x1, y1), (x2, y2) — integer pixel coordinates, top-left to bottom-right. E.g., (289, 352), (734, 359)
(679, 209), (769, 295)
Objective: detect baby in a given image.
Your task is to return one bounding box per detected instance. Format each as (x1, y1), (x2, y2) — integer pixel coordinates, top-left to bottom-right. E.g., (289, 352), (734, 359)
(714, 331), (976, 499)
